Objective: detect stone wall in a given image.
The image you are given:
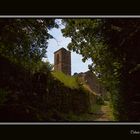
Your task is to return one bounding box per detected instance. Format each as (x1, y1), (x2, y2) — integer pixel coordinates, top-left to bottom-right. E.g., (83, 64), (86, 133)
(34, 75), (96, 114)
(76, 71), (106, 96)
(0, 55), (96, 121)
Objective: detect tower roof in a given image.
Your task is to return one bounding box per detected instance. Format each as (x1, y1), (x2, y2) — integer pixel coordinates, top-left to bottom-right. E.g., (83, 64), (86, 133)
(54, 47), (70, 54)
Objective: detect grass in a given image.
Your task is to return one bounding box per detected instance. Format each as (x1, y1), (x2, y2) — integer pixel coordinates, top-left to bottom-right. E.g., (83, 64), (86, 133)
(92, 104), (102, 112)
(61, 105), (101, 121)
(52, 104), (102, 121)
(51, 71), (79, 89)
(55, 101), (115, 121)
(63, 112), (95, 121)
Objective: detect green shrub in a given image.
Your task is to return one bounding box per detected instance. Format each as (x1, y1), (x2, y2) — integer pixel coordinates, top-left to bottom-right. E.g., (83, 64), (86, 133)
(96, 95), (105, 105)
(103, 92), (111, 101)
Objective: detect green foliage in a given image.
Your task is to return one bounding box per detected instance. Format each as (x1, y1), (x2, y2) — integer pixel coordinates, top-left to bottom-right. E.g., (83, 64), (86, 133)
(62, 19), (140, 121)
(61, 19), (121, 118)
(0, 19), (100, 121)
(52, 71), (79, 89)
(96, 95), (105, 105)
(103, 92), (110, 101)
(0, 18), (58, 67)
(61, 19), (122, 90)
(31, 60), (53, 74)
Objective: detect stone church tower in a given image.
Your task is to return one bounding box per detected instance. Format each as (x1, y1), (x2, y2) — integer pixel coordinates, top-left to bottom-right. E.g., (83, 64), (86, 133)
(54, 48), (71, 75)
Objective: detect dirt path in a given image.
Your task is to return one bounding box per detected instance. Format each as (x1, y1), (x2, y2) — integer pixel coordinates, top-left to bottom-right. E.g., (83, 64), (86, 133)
(62, 101), (115, 121)
(93, 101), (114, 121)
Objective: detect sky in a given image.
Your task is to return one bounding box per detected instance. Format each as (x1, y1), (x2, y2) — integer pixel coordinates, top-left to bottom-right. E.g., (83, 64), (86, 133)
(43, 24), (92, 75)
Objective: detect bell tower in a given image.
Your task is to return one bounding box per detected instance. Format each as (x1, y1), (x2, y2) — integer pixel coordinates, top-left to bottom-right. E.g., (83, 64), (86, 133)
(54, 48), (71, 75)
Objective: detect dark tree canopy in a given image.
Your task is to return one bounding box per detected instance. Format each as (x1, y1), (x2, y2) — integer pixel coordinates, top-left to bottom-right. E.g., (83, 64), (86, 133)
(0, 18), (58, 65)
(62, 18), (140, 120)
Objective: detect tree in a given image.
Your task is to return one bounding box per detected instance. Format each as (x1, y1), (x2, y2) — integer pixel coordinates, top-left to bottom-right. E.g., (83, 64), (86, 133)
(0, 18), (58, 66)
(33, 60), (54, 74)
(62, 19), (140, 121)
